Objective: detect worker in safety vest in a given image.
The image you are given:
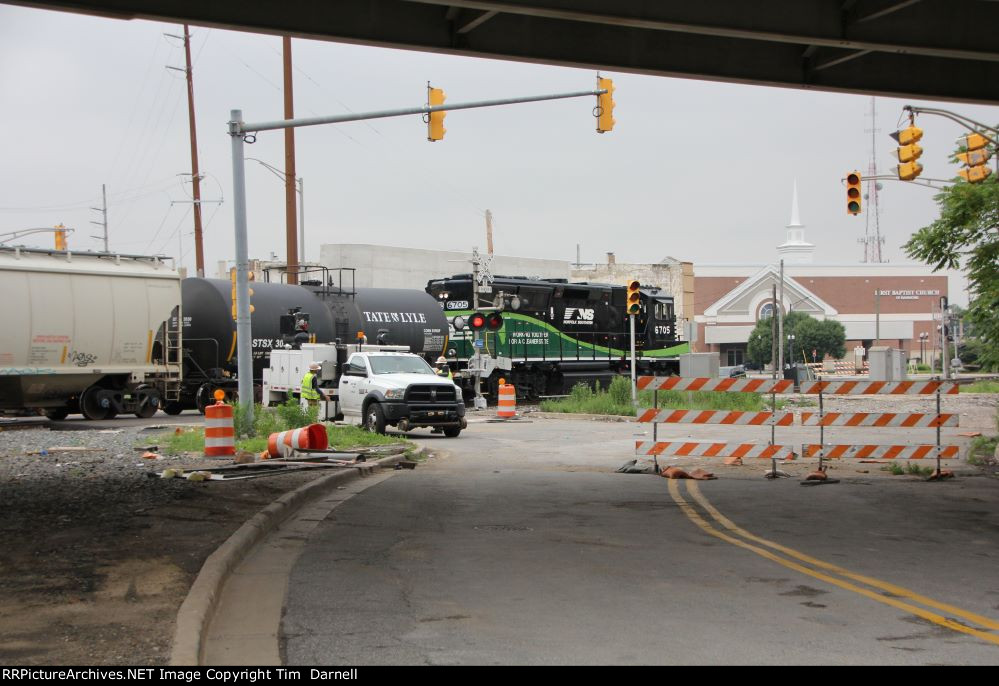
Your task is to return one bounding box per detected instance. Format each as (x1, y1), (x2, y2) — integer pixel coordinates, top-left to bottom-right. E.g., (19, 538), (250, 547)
(301, 362), (322, 407)
(434, 356), (453, 380)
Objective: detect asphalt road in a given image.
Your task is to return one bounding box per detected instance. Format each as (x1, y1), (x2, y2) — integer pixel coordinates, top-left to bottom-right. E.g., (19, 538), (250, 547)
(280, 415), (999, 666)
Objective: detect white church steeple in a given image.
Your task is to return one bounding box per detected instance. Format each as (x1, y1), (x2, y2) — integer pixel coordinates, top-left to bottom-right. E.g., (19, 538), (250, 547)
(777, 180), (815, 263)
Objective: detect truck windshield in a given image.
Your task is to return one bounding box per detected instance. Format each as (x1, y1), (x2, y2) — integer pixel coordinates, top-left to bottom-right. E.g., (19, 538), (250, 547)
(368, 356), (435, 376)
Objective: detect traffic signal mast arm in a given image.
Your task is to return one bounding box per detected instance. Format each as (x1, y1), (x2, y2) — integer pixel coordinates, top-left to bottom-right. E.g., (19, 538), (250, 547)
(232, 86), (612, 136)
(903, 105), (998, 142)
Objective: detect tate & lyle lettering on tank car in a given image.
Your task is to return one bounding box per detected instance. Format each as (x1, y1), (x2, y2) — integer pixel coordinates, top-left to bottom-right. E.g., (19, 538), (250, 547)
(426, 274), (687, 399)
(172, 269), (449, 413)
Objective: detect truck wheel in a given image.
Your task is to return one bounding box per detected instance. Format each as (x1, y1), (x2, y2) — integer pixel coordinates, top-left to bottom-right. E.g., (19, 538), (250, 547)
(364, 404), (386, 434)
(443, 427), (461, 438)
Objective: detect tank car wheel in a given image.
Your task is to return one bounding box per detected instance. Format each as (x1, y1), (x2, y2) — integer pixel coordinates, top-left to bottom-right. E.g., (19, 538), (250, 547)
(443, 427), (461, 438)
(195, 384), (216, 415)
(163, 402), (184, 416)
(80, 387), (111, 421)
(43, 408), (70, 421)
(364, 404), (386, 434)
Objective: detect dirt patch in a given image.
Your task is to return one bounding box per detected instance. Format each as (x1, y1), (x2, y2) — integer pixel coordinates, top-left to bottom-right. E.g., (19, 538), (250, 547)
(0, 453), (328, 665)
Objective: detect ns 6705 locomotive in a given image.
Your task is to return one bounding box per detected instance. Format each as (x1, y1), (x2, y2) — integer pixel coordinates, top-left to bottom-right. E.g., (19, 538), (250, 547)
(426, 274), (688, 400)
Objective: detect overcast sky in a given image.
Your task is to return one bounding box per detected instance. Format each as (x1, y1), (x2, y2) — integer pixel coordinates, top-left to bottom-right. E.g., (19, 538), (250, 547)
(3, 5), (997, 302)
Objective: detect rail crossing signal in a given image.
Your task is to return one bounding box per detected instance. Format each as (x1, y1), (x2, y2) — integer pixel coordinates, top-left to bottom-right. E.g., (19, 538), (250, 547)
(956, 132), (993, 183)
(626, 279), (641, 316)
(427, 85), (446, 142)
(890, 125), (924, 181)
(846, 171), (862, 215)
(596, 77), (615, 133)
(468, 311), (503, 331)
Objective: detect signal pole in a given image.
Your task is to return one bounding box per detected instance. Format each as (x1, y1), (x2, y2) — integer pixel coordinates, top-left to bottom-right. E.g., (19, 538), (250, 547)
(283, 36), (299, 284)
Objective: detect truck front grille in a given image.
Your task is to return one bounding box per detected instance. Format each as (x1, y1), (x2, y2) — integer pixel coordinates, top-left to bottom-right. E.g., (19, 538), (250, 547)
(406, 385), (457, 403)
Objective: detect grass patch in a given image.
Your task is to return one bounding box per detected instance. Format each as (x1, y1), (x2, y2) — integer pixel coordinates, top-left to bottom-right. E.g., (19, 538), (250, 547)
(905, 462), (934, 477)
(885, 462), (906, 475)
(960, 381), (999, 393)
(539, 376), (781, 416)
(968, 435), (998, 467)
(326, 424), (405, 449)
(156, 398), (409, 456)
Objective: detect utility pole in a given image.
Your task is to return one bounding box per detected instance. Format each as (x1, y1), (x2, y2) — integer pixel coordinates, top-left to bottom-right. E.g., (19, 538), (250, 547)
(283, 36), (299, 284)
(167, 25), (205, 276)
(485, 209), (494, 256)
(89, 184), (108, 252)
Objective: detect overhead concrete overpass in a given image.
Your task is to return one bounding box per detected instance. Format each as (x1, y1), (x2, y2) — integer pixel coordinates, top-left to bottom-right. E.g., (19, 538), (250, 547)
(9, 0), (999, 104)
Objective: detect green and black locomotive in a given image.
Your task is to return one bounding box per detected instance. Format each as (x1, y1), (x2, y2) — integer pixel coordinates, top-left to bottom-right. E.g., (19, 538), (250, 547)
(426, 274), (687, 400)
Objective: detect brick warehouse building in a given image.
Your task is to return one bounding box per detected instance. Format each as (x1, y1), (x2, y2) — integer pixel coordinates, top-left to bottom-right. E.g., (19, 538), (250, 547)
(692, 186), (949, 367)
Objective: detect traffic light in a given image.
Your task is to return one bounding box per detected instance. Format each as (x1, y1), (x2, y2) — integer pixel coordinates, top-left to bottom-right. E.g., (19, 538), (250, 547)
(596, 77), (615, 134)
(427, 85), (446, 142)
(626, 279), (641, 316)
(468, 312), (487, 331)
(846, 171), (862, 215)
(54, 224), (67, 250)
(486, 312), (503, 331)
(890, 125), (924, 181)
(230, 267), (255, 320)
(956, 132), (993, 184)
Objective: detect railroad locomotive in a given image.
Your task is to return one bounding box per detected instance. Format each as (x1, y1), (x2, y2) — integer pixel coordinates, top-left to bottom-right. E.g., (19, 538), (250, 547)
(426, 274), (687, 399)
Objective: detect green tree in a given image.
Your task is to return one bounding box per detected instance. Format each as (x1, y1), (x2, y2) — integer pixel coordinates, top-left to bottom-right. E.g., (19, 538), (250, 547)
(904, 153), (998, 371)
(746, 311), (845, 367)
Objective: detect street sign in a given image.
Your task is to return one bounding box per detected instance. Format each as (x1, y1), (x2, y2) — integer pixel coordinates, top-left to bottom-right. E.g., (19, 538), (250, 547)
(474, 339), (484, 348)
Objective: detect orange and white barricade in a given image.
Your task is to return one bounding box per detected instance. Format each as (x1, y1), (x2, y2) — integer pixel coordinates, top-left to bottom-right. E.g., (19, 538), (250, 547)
(267, 423), (329, 459)
(204, 401), (235, 457)
(497, 381), (517, 418)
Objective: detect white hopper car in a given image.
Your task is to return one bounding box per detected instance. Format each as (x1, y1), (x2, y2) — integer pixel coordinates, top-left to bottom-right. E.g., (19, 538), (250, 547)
(0, 246), (182, 419)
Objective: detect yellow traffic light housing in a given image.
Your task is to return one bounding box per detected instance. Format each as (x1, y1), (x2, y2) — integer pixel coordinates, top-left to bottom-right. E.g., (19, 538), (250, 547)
(846, 171), (862, 215)
(891, 125), (924, 181)
(230, 267), (255, 319)
(956, 132), (993, 184)
(54, 224), (67, 250)
(596, 77), (615, 134)
(626, 279), (641, 316)
(427, 85), (446, 142)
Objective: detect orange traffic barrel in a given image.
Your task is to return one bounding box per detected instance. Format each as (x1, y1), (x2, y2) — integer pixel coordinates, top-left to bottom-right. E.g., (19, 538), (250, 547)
(497, 382), (517, 418)
(267, 423), (329, 458)
(204, 401), (235, 457)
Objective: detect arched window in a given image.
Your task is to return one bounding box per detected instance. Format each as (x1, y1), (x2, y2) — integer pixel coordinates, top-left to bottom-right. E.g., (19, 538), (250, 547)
(758, 301), (783, 321)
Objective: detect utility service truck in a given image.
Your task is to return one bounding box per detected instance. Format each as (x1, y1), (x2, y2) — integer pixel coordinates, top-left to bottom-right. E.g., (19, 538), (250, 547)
(262, 342), (466, 437)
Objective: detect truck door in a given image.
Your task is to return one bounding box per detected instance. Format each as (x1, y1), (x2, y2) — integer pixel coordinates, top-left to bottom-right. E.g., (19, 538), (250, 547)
(337, 355), (370, 417)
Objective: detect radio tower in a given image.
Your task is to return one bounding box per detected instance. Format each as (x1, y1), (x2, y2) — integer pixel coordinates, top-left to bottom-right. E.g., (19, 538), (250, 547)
(859, 97), (886, 263)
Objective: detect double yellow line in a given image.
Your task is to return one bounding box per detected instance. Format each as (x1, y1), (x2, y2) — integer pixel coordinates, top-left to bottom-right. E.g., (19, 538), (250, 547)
(667, 479), (999, 646)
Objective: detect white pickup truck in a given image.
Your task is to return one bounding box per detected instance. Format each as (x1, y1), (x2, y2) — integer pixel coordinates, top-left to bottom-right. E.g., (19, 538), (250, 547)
(263, 343), (466, 437)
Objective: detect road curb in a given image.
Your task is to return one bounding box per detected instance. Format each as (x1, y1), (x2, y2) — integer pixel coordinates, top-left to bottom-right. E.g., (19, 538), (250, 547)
(169, 450), (415, 666)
